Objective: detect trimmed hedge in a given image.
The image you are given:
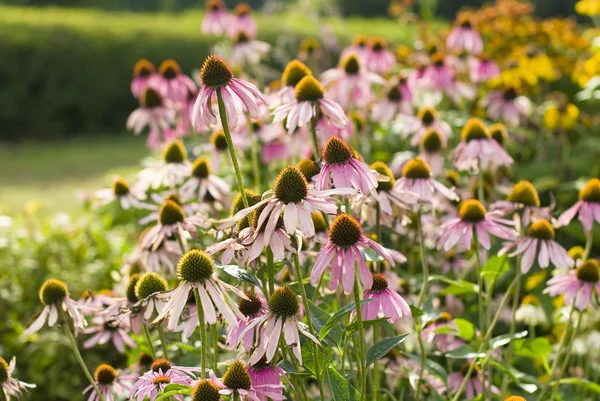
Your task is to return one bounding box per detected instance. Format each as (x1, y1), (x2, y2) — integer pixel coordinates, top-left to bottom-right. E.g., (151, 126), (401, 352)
(0, 6), (421, 141)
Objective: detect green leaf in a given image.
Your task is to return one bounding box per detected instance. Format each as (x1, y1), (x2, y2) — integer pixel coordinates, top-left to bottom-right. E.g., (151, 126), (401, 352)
(366, 333), (409, 367)
(453, 318), (475, 341)
(361, 248), (384, 262)
(346, 317), (388, 336)
(325, 364), (361, 401)
(481, 255), (510, 286)
(409, 305), (424, 319)
(319, 299), (377, 341)
(514, 337), (552, 360)
(172, 342), (201, 353)
(489, 360), (539, 393)
(430, 275), (478, 295)
(155, 384), (192, 400)
(302, 342), (332, 376)
(555, 378), (600, 393)
(216, 264), (262, 288)
(307, 300), (342, 345)
(277, 360), (311, 376)
(489, 330), (528, 349)
(445, 345), (486, 359)
(404, 352), (448, 380)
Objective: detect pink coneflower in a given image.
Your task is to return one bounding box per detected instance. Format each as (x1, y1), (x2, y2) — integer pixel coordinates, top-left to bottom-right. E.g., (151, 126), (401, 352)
(0, 357), (35, 400)
(149, 60), (196, 103)
(447, 362), (499, 399)
(238, 222), (298, 266)
(437, 199), (517, 251)
(128, 359), (199, 401)
(422, 54), (474, 103)
(94, 176), (146, 210)
(210, 361), (285, 401)
(480, 86), (532, 127)
(395, 157), (459, 203)
(103, 275), (144, 335)
(315, 137), (378, 194)
(248, 361), (285, 401)
(315, 112), (353, 144)
(238, 286), (319, 364)
(83, 316), (136, 353)
(134, 272), (170, 322)
(361, 161), (418, 218)
(467, 54), (500, 83)
(393, 106), (452, 147)
(500, 219), (574, 273)
(422, 312), (464, 352)
(418, 129), (446, 176)
(453, 118), (513, 171)
(139, 190), (201, 226)
(544, 259), (600, 310)
(25, 279), (88, 335)
(193, 55), (266, 130)
(321, 53), (383, 109)
(492, 179), (553, 227)
(232, 3), (257, 38)
(441, 250), (470, 276)
(230, 31), (270, 66)
(361, 273), (411, 323)
(558, 178), (600, 233)
(84, 364), (135, 401)
(123, 231), (182, 276)
(227, 293), (267, 351)
(311, 213), (395, 294)
(341, 35), (370, 61)
(446, 19), (483, 55)
(297, 37), (323, 63)
(131, 59), (158, 98)
(272, 59), (313, 106)
(153, 250), (245, 330)
(126, 87), (175, 150)
(389, 357), (446, 396)
(365, 37), (396, 74)
(371, 81), (413, 123)
(202, 0), (231, 35)
(273, 75), (346, 134)
(179, 157), (231, 208)
(137, 140), (191, 190)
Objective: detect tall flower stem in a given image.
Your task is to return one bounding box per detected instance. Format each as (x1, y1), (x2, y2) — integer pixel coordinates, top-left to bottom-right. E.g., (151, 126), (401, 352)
(353, 269), (367, 401)
(584, 227), (594, 259)
(416, 208), (430, 308)
(414, 323), (427, 401)
(309, 115), (320, 158)
(142, 325), (158, 359)
(211, 324), (220, 374)
(373, 324), (380, 401)
(292, 253), (325, 401)
(216, 87), (249, 208)
(473, 236), (485, 337)
(157, 325), (169, 359)
(477, 169), (485, 204)
(60, 310), (104, 401)
(266, 247), (275, 300)
(193, 288), (208, 378)
(246, 115), (262, 192)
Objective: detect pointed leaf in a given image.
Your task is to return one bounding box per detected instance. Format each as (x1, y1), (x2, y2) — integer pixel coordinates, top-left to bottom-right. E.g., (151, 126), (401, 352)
(346, 317), (388, 336)
(481, 255), (510, 286)
(155, 384), (192, 401)
(445, 345), (486, 359)
(489, 330), (528, 349)
(366, 333), (409, 367)
(326, 364), (361, 401)
(216, 264), (262, 288)
(319, 299), (377, 341)
(555, 378), (600, 393)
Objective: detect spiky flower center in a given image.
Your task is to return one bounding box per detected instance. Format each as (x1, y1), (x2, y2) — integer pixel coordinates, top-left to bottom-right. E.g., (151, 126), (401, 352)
(460, 362), (480, 378)
(527, 220), (554, 240)
(387, 85), (402, 102)
(503, 87), (518, 101)
(141, 87), (163, 108)
(159, 59), (181, 80)
(111, 177), (130, 196)
(459, 199), (486, 223)
(580, 178), (600, 203)
(273, 166), (308, 204)
(95, 364), (117, 385)
(0, 357), (9, 383)
(133, 59), (155, 78)
(235, 31), (250, 44)
(371, 161), (395, 191)
(301, 38), (321, 53)
(251, 203), (284, 230)
(489, 123), (508, 147)
(460, 20), (473, 29)
(371, 273), (389, 292)
(136, 272), (168, 300)
(138, 353), (154, 368)
(231, 190), (259, 217)
(446, 250), (457, 262)
(222, 361), (252, 390)
(152, 376), (171, 385)
(159, 200), (185, 226)
(507, 181), (540, 207)
(39, 279), (68, 306)
(402, 157), (431, 179)
(192, 379), (221, 401)
(312, 211), (328, 233)
(322, 137), (353, 165)
(576, 259), (600, 283)
(353, 34), (369, 47)
(461, 118), (490, 142)
(210, 130), (228, 151)
(432, 53), (445, 67)
(126, 274), (140, 304)
(445, 170), (460, 187)
(282, 60), (312, 87)
(200, 55), (233, 88)
(569, 246), (585, 261)
(192, 158), (211, 179)
(421, 130), (443, 153)
(234, 3), (252, 16)
(371, 38), (386, 52)
(152, 359), (172, 373)
(297, 159), (320, 181)
(162, 140), (187, 163)
(238, 293), (263, 316)
(269, 286), (300, 318)
(295, 75), (324, 102)
(342, 54), (360, 75)
(329, 213), (362, 248)
(177, 250), (215, 283)
(435, 311), (452, 323)
(206, 0), (224, 11)
(418, 107), (436, 126)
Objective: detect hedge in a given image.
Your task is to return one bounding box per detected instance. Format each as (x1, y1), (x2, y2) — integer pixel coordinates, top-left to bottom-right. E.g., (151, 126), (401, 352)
(0, 6), (423, 141)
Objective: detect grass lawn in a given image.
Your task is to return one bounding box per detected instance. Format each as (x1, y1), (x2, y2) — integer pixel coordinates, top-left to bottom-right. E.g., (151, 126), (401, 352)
(0, 135), (149, 213)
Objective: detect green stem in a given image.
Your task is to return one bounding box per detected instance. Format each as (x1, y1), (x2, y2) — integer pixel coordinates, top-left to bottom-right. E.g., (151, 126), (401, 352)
(216, 87), (249, 208)
(157, 325), (169, 359)
(266, 247), (275, 300)
(212, 324), (219, 375)
(61, 311), (104, 401)
(373, 324), (380, 401)
(193, 288), (208, 378)
(477, 169), (485, 204)
(246, 116), (262, 193)
(416, 208), (429, 307)
(142, 325), (157, 359)
(292, 253), (325, 401)
(584, 227), (594, 259)
(473, 236), (485, 338)
(309, 116), (320, 159)
(414, 323), (427, 401)
(312, 274), (324, 303)
(353, 270), (367, 401)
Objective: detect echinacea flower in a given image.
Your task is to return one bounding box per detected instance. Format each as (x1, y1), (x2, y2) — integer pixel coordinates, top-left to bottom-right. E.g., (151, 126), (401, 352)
(422, 312), (464, 352)
(230, 31), (270, 66)
(558, 178), (600, 232)
(480, 86), (532, 127)
(137, 140), (191, 190)
(135, 272), (170, 321)
(371, 81), (413, 123)
(273, 59), (313, 106)
(361, 273), (411, 323)
(193, 55), (266, 130)
(179, 157), (231, 208)
(362, 161), (417, 217)
(544, 259), (600, 310)
(238, 286), (319, 364)
(500, 219), (574, 273)
(83, 316), (136, 353)
(127, 87), (176, 150)
(418, 129), (445, 176)
(131, 59), (158, 99)
(153, 250), (245, 330)
(441, 250), (470, 276)
(341, 34), (370, 61)
(232, 3), (257, 38)
(202, 0), (231, 35)
(128, 359), (199, 401)
(467, 54), (500, 83)
(396, 157), (458, 203)
(0, 357), (35, 400)
(84, 364), (135, 401)
(211, 361), (285, 401)
(422, 53), (475, 103)
(103, 275), (144, 335)
(94, 176), (146, 210)
(124, 230), (182, 276)
(149, 60), (197, 103)
(25, 279), (88, 335)
(315, 137), (378, 194)
(393, 106), (452, 147)
(446, 19), (483, 55)
(447, 362), (499, 399)
(297, 37), (323, 62)
(437, 199), (517, 251)
(453, 118), (513, 171)
(365, 37), (396, 74)
(273, 75), (346, 134)
(248, 360), (285, 401)
(311, 213), (395, 294)
(227, 292), (267, 351)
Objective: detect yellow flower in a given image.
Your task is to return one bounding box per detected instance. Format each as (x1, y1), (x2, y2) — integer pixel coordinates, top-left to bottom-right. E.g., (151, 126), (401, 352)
(519, 49), (558, 82)
(543, 104), (579, 130)
(576, 0), (600, 16)
(573, 53), (600, 87)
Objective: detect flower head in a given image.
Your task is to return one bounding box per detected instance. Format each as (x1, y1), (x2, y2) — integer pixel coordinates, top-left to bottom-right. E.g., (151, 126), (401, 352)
(83, 364), (135, 401)
(0, 357), (34, 400)
(396, 157), (458, 203)
(362, 273), (411, 323)
(544, 259), (600, 310)
(454, 118), (513, 171)
(558, 178), (600, 232)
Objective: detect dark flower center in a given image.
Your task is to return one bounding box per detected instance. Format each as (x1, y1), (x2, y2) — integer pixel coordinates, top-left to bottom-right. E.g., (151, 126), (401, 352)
(126, 274), (140, 304)
(371, 38), (386, 52)
(152, 376), (171, 385)
(235, 31), (250, 44)
(460, 20), (472, 29)
(273, 166), (309, 204)
(200, 55), (233, 88)
(192, 158), (211, 179)
(162, 140), (187, 163)
(269, 286), (300, 318)
(222, 361), (252, 390)
(282, 60), (312, 87)
(507, 181), (540, 207)
(322, 137), (353, 165)
(297, 159), (321, 181)
(489, 123), (509, 147)
(159, 200), (185, 226)
(238, 293), (263, 316)
(159, 60), (181, 80)
(133, 59), (155, 78)
(402, 157), (432, 179)
(136, 272), (168, 300)
(141, 87), (163, 108)
(40, 279), (68, 306)
(460, 362), (480, 379)
(177, 250), (215, 283)
(112, 177), (130, 196)
(421, 130), (443, 153)
(0, 358), (9, 384)
(206, 0), (224, 12)
(371, 273), (389, 292)
(387, 86), (402, 102)
(301, 38), (321, 53)
(138, 353), (154, 369)
(418, 107), (436, 126)
(192, 379), (221, 401)
(432, 53), (445, 68)
(329, 213), (362, 248)
(580, 178), (600, 203)
(576, 260), (600, 283)
(461, 118), (490, 143)
(371, 161), (395, 191)
(152, 359), (172, 373)
(353, 35), (369, 47)
(527, 220), (554, 240)
(295, 75), (325, 102)
(503, 87), (518, 101)
(234, 3), (252, 16)
(95, 364), (117, 385)
(210, 130), (228, 151)
(569, 246), (585, 262)
(459, 199), (486, 223)
(342, 54), (360, 75)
